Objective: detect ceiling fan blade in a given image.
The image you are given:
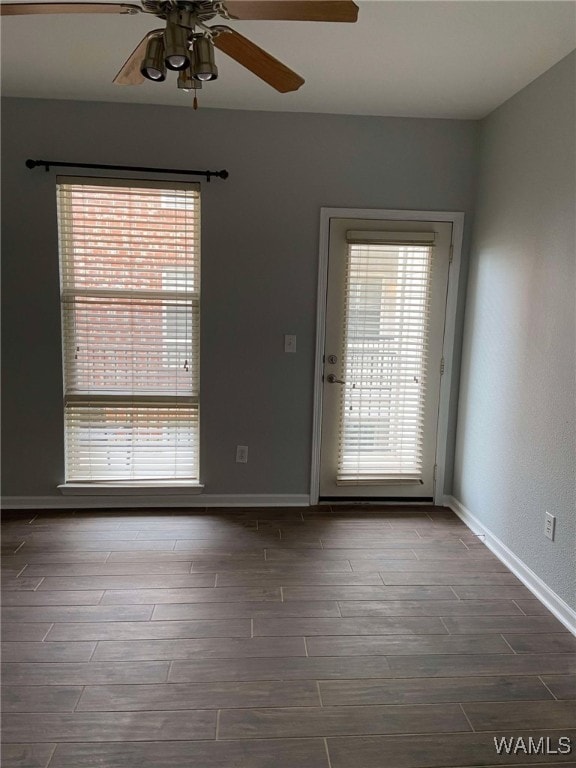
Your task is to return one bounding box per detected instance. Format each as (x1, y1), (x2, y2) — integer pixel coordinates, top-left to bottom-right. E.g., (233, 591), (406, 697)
(214, 28), (304, 93)
(0, 2), (140, 15)
(113, 30), (160, 85)
(223, 1), (358, 22)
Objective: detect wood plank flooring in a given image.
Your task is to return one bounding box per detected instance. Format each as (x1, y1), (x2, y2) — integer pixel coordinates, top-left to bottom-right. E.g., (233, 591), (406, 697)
(2, 506), (575, 767)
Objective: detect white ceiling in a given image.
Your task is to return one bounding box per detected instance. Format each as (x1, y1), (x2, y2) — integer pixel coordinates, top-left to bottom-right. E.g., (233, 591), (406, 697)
(1, 0), (575, 119)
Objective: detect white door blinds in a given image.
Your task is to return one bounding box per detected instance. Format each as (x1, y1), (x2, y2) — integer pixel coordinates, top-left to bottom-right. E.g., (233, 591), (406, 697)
(337, 231), (435, 484)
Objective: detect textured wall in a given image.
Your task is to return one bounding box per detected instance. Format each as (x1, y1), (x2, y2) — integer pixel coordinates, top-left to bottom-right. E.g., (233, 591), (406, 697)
(1, 98), (479, 499)
(454, 52), (576, 609)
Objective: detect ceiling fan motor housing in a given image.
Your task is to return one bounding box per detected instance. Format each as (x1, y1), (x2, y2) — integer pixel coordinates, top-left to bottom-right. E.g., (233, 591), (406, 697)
(141, 0), (220, 24)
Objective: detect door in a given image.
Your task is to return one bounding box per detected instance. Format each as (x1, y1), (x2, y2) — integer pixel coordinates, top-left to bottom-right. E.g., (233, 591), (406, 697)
(319, 218), (452, 500)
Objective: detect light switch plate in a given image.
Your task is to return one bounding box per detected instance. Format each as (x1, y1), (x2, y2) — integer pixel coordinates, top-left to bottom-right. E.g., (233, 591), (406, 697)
(284, 334), (297, 353)
(544, 512), (556, 541)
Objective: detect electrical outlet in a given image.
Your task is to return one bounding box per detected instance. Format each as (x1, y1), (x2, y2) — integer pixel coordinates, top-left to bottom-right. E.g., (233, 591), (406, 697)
(544, 512), (556, 541)
(236, 445), (248, 464)
(284, 334), (297, 353)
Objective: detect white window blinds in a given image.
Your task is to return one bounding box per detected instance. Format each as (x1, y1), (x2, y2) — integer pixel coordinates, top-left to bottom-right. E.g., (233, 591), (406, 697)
(57, 178), (200, 483)
(337, 232), (434, 484)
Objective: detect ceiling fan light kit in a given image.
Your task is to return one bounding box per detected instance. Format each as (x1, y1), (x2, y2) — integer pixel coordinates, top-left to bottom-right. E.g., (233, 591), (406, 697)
(164, 15), (191, 70)
(192, 34), (218, 81)
(141, 34), (166, 81)
(1, 0), (359, 105)
(177, 67), (201, 91)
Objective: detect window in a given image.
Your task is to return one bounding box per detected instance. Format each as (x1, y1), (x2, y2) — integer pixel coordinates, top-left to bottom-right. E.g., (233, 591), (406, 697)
(57, 178), (200, 484)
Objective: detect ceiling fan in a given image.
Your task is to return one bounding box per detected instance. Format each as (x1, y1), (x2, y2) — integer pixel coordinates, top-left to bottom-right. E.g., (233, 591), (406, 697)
(0, 1), (359, 106)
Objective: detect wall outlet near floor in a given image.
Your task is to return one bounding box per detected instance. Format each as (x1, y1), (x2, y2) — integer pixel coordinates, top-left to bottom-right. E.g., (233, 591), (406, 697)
(236, 445), (249, 464)
(544, 511), (556, 541)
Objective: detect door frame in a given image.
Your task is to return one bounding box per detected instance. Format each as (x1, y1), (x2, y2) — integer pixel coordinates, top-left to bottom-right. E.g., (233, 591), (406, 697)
(310, 207), (465, 506)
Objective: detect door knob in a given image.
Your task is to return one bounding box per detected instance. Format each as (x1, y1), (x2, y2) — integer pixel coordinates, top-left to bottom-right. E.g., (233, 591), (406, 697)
(326, 374), (345, 384)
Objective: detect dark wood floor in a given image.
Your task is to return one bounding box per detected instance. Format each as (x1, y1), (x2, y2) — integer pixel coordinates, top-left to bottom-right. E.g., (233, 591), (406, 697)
(1, 505), (575, 768)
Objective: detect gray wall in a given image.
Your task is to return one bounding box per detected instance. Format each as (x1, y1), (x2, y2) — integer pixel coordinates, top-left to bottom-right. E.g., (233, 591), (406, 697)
(1, 98), (479, 498)
(454, 52), (576, 609)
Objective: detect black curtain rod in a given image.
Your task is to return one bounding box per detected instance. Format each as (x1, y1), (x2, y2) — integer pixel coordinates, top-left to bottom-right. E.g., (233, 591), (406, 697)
(25, 159), (228, 182)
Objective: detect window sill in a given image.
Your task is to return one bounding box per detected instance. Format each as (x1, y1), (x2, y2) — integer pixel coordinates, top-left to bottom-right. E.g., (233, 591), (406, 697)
(58, 482), (204, 496)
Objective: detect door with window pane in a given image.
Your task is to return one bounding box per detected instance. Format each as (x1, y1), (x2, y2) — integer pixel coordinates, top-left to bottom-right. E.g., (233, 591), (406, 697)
(319, 218), (452, 499)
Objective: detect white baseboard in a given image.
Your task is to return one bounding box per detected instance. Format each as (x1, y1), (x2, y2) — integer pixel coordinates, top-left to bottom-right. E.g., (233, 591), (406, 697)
(1, 494), (311, 510)
(444, 495), (576, 636)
